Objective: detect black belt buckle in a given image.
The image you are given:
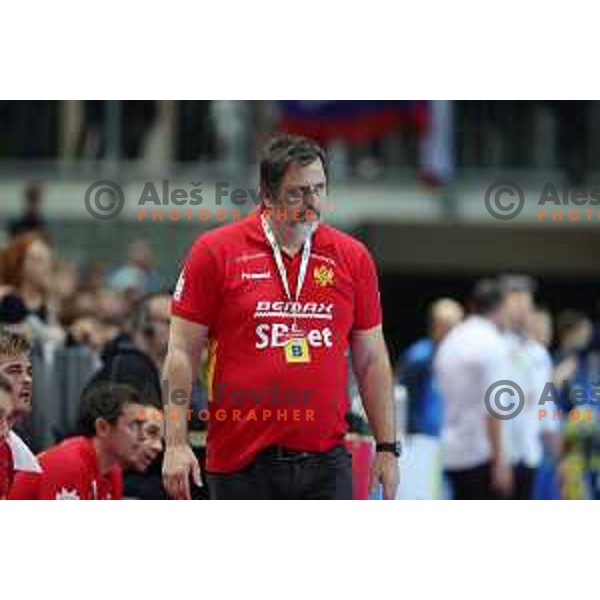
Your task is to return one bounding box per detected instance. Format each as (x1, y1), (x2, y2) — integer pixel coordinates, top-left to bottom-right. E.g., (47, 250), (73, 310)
(266, 446), (311, 462)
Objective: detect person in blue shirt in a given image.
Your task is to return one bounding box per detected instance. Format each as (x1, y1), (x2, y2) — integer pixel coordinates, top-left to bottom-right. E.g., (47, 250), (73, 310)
(396, 298), (463, 499)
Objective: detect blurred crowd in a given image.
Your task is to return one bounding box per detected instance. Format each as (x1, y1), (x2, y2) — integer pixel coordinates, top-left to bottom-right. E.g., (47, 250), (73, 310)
(396, 275), (600, 500)
(3, 177), (600, 499)
(1, 185), (165, 355)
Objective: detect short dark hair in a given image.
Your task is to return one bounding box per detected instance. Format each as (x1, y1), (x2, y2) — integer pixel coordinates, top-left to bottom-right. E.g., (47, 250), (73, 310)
(77, 382), (143, 438)
(556, 309), (590, 341)
(259, 133), (327, 199)
(498, 273), (537, 295)
(470, 278), (503, 315)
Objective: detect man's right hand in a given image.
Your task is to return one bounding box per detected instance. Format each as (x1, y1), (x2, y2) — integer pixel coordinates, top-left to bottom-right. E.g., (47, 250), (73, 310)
(162, 444), (202, 500)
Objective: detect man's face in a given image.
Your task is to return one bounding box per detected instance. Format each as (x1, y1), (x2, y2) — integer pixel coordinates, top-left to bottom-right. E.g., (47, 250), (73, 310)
(272, 160), (327, 230)
(502, 291), (533, 332)
(529, 311), (553, 347)
(571, 320), (593, 351)
(0, 355), (32, 422)
(0, 389), (13, 441)
(128, 413), (164, 472)
(23, 240), (53, 292)
(104, 402), (147, 466)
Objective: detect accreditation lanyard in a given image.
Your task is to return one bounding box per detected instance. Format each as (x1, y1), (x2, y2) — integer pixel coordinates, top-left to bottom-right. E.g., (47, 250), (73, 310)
(261, 214), (312, 320)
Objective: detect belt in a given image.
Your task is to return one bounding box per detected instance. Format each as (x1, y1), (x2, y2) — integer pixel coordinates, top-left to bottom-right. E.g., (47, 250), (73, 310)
(258, 446), (321, 462)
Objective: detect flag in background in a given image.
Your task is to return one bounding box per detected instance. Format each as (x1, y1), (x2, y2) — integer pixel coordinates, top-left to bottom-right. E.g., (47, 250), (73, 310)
(279, 101), (427, 144)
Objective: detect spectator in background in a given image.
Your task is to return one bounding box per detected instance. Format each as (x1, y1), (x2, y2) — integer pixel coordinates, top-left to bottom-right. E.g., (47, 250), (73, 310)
(498, 274), (543, 500)
(396, 298), (463, 499)
(0, 291), (31, 340)
(554, 310), (593, 413)
(8, 182), (47, 239)
(435, 279), (513, 499)
(2, 233), (65, 345)
(553, 309), (600, 498)
(528, 307), (562, 500)
(54, 260), (79, 309)
(79, 261), (108, 295)
(94, 288), (127, 347)
(62, 289), (126, 353)
(103, 292), (171, 374)
(109, 239), (162, 306)
(66, 317), (106, 353)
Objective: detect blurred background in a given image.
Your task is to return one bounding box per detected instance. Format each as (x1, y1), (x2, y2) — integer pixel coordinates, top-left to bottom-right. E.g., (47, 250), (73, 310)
(2, 100), (600, 499)
(2, 101), (600, 346)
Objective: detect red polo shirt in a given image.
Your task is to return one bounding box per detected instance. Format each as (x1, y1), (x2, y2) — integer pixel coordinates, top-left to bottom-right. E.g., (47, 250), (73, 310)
(9, 437), (123, 500)
(172, 211), (382, 473)
(0, 440), (13, 499)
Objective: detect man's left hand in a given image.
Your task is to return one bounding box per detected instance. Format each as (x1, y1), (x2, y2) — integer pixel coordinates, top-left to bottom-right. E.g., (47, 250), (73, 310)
(370, 451), (400, 500)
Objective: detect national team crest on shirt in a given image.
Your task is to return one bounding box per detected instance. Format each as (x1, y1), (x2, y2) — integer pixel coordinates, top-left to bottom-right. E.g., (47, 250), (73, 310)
(313, 265), (334, 287)
(55, 487), (80, 500)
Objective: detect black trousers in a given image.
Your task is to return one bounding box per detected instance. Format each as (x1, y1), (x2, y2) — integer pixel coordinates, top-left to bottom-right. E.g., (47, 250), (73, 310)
(512, 463), (537, 500)
(447, 462), (538, 500)
(207, 445), (353, 500)
(446, 462), (497, 500)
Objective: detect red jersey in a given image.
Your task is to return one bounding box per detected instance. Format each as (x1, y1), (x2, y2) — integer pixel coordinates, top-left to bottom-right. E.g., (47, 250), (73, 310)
(172, 211), (382, 473)
(0, 440), (13, 499)
(9, 436), (123, 500)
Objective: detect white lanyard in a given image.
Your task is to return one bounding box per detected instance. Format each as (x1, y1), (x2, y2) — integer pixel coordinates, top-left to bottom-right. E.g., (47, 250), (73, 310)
(261, 214), (312, 304)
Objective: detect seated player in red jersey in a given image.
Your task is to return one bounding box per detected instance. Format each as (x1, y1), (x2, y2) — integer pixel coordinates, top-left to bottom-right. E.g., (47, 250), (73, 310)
(0, 329), (40, 488)
(0, 374), (15, 499)
(10, 382), (159, 500)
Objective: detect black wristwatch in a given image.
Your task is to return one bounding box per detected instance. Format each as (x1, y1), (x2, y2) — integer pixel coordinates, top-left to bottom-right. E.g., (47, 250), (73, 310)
(376, 441), (402, 457)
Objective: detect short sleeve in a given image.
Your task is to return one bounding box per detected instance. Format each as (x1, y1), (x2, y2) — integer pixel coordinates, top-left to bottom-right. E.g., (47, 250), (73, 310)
(352, 245), (382, 331)
(171, 238), (222, 327)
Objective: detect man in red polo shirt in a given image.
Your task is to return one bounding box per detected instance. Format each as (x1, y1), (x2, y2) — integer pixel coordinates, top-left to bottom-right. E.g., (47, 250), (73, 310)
(10, 382), (154, 500)
(163, 133), (399, 500)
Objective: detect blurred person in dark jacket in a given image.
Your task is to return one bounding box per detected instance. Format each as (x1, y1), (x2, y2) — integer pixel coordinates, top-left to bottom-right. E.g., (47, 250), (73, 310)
(396, 298), (463, 499)
(554, 310), (593, 414)
(96, 292), (208, 499)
